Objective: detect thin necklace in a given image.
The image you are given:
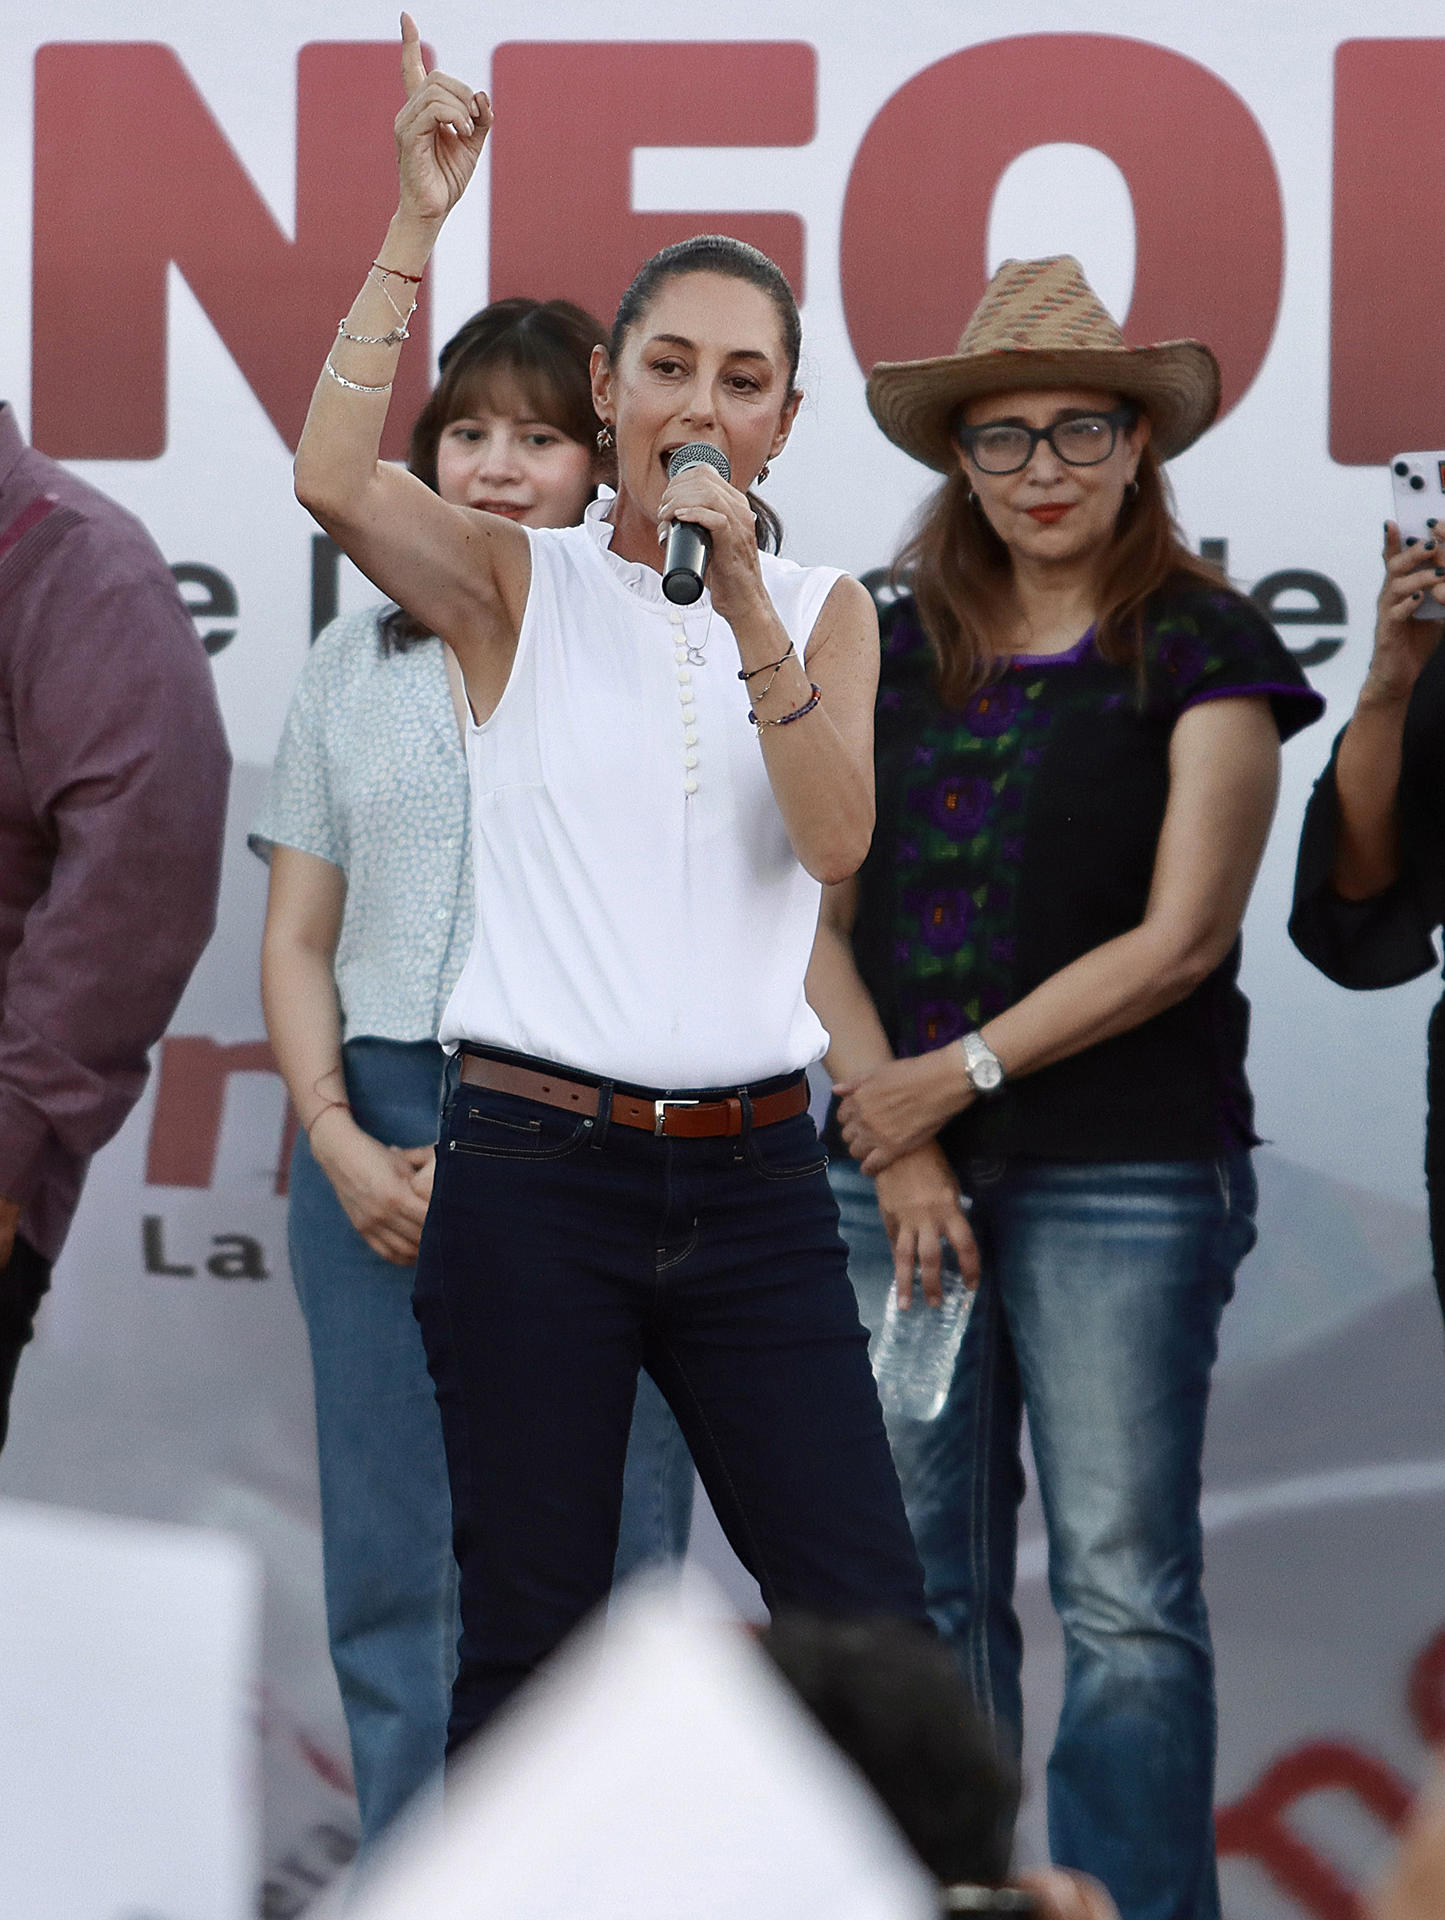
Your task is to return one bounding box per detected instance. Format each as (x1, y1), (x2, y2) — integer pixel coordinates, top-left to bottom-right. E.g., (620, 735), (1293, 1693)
(678, 606), (714, 667)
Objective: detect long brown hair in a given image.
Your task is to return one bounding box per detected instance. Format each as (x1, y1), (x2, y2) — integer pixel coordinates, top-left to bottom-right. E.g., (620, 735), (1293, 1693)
(382, 297), (608, 650)
(897, 436), (1222, 707)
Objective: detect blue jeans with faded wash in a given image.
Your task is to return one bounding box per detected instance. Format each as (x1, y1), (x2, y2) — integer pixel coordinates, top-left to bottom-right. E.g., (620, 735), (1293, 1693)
(288, 1038), (695, 1851)
(831, 1151), (1258, 1920)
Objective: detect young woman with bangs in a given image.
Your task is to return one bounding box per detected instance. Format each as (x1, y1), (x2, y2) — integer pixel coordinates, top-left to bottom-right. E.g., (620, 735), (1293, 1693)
(809, 256), (1324, 1919)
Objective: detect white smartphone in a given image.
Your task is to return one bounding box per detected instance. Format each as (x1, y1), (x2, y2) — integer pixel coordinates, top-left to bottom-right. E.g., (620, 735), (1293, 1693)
(1389, 451), (1445, 622)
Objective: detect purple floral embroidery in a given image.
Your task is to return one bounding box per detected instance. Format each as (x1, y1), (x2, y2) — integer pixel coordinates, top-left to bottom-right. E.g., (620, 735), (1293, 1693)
(914, 888), (974, 953)
(1157, 632), (1207, 684)
(963, 681), (1023, 736)
(916, 1001), (968, 1049)
(871, 590), (1308, 1084)
(976, 984), (1011, 1019)
(922, 774), (993, 834)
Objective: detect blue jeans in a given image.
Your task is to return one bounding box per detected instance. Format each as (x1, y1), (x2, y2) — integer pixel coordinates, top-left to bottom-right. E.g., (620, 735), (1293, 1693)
(288, 1038), (695, 1847)
(414, 1063), (930, 1752)
(832, 1153), (1258, 1920)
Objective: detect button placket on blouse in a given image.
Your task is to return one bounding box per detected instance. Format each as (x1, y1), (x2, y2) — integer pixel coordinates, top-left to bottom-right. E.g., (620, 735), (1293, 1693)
(668, 606), (701, 796)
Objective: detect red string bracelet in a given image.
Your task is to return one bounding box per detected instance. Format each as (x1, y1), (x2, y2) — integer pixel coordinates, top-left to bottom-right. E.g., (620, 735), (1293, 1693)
(305, 1097), (352, 1141)
(372, 260), (424, 283)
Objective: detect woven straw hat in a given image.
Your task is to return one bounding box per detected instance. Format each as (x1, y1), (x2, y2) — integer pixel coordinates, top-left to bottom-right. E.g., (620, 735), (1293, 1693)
(866, 255), (1221, 474)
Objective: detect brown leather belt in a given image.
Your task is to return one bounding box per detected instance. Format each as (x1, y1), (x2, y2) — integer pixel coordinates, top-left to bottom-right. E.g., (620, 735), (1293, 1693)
(458, 1053), (809, 1139)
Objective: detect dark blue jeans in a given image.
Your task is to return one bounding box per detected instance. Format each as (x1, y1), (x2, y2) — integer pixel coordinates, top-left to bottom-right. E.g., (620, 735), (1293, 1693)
(290, 1038), (695, 1848)
(413, 1063), (929, 1751)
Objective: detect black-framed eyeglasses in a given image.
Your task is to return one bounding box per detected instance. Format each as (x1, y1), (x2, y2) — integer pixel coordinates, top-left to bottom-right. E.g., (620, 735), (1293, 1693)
(954, 406), (1137, 475)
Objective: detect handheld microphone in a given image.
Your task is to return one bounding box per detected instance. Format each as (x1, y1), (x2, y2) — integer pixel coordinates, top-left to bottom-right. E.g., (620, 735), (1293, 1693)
(662, 443), (731, 605)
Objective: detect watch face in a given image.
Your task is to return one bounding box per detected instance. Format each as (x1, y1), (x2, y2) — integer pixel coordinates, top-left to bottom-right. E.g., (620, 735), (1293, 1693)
(971, 1056), (1004, 1093)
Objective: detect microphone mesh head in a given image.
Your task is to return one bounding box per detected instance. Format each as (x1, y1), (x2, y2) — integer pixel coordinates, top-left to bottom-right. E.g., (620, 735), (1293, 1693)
(667, 442), (731, 483)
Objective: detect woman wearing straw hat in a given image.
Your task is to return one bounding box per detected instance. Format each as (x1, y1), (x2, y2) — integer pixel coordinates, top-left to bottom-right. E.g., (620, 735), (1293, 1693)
(809, 255), (1323, 1918)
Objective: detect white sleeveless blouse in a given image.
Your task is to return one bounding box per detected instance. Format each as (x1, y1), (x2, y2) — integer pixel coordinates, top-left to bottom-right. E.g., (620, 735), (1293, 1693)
(438, 500), (843, 1088)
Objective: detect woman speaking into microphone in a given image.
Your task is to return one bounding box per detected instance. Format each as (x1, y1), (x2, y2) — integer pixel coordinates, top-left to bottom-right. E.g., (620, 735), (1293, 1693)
(292, 16), (928, 1750)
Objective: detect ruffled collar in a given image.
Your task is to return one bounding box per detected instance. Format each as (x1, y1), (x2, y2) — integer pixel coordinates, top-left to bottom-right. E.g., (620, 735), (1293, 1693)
(581, 494), (712, 611)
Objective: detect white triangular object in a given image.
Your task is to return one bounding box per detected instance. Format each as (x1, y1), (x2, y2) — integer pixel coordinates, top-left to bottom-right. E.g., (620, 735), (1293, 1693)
(341, 1571), (936, 1920)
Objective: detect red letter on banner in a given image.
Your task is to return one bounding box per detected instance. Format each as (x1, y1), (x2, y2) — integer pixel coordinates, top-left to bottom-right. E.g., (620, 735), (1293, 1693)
(146, 1037), (297, 1197)
(1216, 1740), (1411, 1918)
(840, 36), (1283, 423)
(32, 42), (426, 460)
(489, 42), (813, 324)
(1331, 41), (1445, 464)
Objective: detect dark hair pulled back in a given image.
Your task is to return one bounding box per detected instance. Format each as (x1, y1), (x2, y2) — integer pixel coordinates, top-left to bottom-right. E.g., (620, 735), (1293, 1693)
(609, 234), (801, 554)
(381, 296), (607, 650)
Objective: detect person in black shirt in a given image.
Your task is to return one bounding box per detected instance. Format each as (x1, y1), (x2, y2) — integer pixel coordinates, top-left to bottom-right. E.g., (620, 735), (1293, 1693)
(1289, 521), (1445, 1312)
(807, 256), (1322, 1920)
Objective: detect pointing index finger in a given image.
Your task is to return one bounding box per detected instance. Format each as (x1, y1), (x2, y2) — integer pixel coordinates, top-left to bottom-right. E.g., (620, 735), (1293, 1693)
(400, 11), (429, 96)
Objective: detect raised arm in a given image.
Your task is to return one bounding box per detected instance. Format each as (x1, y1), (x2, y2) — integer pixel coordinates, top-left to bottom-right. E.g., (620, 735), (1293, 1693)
(836, 695), (1281, 1172)
(293, 15), (528, 703)
(750, 575), (878, 883)
(658, 456), (879, 880)
(1329, 523), (1445, 899)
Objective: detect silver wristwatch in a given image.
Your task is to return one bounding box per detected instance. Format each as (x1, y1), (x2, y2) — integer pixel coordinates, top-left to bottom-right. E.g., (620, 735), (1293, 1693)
(958, 1030), (1005, 1098)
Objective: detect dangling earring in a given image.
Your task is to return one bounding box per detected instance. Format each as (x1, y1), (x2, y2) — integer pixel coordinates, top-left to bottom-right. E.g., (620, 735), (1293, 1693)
(596, 424), (615, 454)
(756, 463), (771, 484)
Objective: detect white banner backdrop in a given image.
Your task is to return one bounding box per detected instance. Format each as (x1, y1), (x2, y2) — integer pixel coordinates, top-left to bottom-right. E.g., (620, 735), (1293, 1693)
(1, 3), (1443, 1913)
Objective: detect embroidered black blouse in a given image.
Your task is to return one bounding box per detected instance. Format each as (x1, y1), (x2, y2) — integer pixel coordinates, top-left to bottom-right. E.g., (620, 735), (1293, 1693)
(842, 582), (1323, 1165)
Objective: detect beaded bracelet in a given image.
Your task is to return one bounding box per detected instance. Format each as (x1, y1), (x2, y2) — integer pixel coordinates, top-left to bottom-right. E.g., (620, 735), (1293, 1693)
(738, 641), (794, 682)
(325, 360), (393, 395)
(750, 682), (821, 729)
(738, 641), (796, 704)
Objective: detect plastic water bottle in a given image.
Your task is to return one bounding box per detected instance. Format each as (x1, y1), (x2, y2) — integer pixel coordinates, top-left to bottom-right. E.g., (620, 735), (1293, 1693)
(871, 1252), (976, 1423)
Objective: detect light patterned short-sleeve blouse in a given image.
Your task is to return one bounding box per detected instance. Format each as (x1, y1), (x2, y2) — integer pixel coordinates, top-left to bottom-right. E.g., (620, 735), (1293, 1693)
(249, 607), (473, 1044)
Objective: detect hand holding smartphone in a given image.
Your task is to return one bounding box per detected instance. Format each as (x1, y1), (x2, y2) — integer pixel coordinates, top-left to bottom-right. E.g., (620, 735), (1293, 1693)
(1389, 453), (1445, 623)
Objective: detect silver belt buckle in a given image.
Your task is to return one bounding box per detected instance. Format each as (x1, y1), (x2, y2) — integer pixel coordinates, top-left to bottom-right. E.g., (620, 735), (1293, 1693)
(654, 1097), (700, 1136)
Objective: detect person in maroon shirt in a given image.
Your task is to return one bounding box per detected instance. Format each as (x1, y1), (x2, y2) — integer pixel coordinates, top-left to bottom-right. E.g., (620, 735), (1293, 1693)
(0, 402), (229, 1447)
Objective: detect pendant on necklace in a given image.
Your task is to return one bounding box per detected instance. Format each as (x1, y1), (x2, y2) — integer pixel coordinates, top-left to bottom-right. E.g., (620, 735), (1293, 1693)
(677, 607), (713, 668)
